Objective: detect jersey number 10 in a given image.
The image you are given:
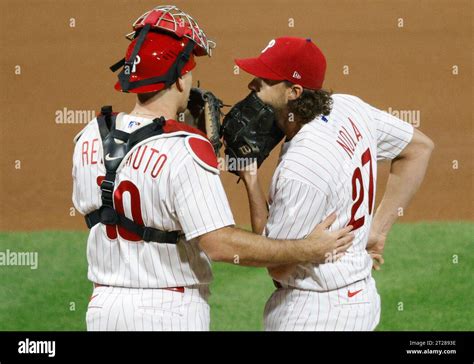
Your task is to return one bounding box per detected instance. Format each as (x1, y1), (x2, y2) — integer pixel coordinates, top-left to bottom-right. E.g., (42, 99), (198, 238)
(97, 177), (144, 242)
(348, 148), (374, 230)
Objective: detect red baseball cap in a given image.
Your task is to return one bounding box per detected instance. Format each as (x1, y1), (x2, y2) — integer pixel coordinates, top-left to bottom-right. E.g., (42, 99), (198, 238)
(235, 37), (326, 90)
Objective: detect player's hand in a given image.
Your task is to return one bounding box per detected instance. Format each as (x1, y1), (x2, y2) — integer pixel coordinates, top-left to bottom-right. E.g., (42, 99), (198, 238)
(304, 213), (354, 264)
(366, 228), (386, 270)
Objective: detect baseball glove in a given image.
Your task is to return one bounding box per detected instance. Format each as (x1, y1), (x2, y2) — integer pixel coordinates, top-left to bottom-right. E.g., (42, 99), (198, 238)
(185, 88), (223, 155)
(221, 92), (285, 174)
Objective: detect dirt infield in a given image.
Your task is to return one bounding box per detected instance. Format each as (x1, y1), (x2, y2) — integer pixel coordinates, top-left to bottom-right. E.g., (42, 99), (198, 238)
(0, 0), (472, 230)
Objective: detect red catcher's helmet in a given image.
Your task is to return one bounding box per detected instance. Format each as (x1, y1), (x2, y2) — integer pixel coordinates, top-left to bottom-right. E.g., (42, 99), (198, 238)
(111, 5), (215, 94)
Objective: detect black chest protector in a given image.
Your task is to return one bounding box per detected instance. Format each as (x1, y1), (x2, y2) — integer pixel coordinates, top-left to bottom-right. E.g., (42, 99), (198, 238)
(84, 106), (179, 244)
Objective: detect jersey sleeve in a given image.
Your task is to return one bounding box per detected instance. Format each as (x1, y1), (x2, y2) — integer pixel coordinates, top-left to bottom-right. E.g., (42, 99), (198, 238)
(369, 105), (414, 161)
(265, 177), (328, 240)
(172, 155), (235, 241)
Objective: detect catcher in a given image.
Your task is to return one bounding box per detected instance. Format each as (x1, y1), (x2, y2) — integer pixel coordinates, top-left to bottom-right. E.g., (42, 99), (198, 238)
(72, 6), (355, 331)
(223, 36), (433, 330)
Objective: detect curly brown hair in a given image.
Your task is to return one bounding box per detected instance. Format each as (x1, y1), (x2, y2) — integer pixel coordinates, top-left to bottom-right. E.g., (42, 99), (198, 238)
(285, 81), (333, 124)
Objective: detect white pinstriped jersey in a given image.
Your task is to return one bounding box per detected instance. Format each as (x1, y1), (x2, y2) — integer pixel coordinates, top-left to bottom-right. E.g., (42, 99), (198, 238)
(266, 94), (414, 291)
(72, 114), (234, 288)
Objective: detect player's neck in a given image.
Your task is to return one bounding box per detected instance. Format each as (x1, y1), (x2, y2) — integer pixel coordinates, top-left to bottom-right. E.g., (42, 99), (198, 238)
(130, 93), (180, 121)
(281, 117), (303, 141)
(130, 105), (177, 121)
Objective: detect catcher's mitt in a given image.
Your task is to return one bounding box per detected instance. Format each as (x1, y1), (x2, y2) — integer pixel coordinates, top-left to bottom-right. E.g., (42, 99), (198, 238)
(185, 88), (223, 155)
(221, 92), (285, 174)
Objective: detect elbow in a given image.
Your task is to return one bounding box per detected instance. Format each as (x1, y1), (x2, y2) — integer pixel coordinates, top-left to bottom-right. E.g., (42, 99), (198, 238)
(198, 229), (232, 263)
(422, 136), (435, 155)
(199, 239), (223, 262)
(203, 247), (227, 262)
(410, 132), (435, 160)
(396, 131), (434, 164)
(420, 136), (435, 164)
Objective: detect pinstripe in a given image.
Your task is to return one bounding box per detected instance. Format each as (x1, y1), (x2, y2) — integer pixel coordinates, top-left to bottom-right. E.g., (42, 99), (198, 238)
(283, 181), (302, 238)
(205, 171), (227, 226)
(283, 157), (331, 190)
(351, 304), (360, 331)
(113, 301), (120, 330)
(303, 294), (320, 330)
(333, 306), (342, 331)
(323, 290), (332, 330)
(130, 294), (136, 331)
(105, 289), (119, 330)
(120, 293), (128, 331)
(193, 162), (218, 226)
(194, 300), (199, 330)
(283, 288), (299, 330)
(294, 289), (311, 330)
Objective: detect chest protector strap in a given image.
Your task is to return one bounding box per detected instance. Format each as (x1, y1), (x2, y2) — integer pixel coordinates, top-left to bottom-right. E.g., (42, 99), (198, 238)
(84, 106), (179, 244)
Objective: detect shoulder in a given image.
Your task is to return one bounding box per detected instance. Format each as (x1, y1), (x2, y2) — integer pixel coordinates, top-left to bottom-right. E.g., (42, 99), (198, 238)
(331, 93), (372, 111)
(183, 135), (219, 174)
(164, 133), (218, 177)
(332, 93), (364, 104)
(332, 94), (379, 117)
(161, 120), (218, 175)
(73, 118), (98, 144)
(163, 119), (207, 138)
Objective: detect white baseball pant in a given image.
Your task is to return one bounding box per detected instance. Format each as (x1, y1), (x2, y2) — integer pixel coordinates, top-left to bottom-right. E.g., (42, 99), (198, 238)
(264, 277), (381, 331)
(86, 285), (210, 331)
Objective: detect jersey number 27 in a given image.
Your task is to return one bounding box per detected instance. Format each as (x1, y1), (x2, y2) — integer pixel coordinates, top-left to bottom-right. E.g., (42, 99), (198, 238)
(348, 147), (374, 230)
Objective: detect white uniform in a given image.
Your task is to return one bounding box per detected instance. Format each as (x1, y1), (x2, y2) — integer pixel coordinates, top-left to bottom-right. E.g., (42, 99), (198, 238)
(72, 113), (234, 331)
(263, 94), (414, 331)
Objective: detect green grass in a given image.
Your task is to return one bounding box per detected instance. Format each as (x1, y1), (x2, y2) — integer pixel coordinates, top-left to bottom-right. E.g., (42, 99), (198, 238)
(0, 222), (472, 331)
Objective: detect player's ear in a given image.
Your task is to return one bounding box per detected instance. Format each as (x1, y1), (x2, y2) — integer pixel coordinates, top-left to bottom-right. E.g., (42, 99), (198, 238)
(288, 84), (303, 101)
(176, 77), (184, 92)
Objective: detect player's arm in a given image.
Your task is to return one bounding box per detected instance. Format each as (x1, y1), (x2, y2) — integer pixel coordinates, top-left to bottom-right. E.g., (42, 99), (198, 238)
(239, 164), (268, 235)
(238, 166), (298, 275)
(368, 127), (434, 268)
(198, 213), (353, 267)
(173, 149), (353, 267)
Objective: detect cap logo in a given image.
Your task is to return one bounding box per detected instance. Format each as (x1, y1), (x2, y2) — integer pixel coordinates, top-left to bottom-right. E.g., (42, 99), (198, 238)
(261, 39), (276, 54)
(292, 71), (302, 79)
(132, 55), (141, 73)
